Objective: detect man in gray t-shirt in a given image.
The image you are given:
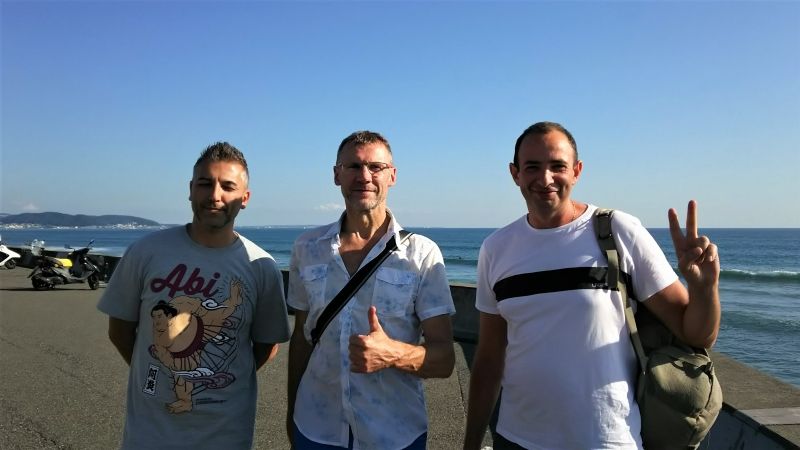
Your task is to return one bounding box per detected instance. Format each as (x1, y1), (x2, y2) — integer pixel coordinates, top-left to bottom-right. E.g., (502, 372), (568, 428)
(98, 142), (290, 449)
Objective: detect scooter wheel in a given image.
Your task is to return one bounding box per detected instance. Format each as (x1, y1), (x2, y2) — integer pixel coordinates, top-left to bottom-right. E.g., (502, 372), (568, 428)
(5, 260), (16, 269)
(88, 274), (99, 290)
(32, 278), (50, 290)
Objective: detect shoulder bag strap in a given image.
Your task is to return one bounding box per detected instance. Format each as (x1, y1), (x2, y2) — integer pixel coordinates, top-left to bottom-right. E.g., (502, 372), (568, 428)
(309, 230), (413, 348)
(593, 208), (648, 375)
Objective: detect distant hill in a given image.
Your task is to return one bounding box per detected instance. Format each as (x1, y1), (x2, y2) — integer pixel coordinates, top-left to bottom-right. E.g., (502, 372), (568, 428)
(0, 212), (159, 227)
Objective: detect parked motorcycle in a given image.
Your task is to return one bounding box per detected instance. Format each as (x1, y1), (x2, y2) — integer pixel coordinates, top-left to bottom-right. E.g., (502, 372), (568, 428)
(29, 240), (102, 290)
(0, 236), (21, 269)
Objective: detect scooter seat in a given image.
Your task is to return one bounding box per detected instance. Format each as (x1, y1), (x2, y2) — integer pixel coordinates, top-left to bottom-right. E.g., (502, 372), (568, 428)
(43, 256), (72, 268)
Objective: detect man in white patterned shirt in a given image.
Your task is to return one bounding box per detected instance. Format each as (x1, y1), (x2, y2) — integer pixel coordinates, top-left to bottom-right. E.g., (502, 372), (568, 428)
(287, 130), (456, 450)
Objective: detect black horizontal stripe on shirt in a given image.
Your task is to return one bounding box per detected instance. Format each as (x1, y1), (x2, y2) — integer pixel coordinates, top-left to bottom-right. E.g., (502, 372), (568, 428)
(493, 267), (635, 302)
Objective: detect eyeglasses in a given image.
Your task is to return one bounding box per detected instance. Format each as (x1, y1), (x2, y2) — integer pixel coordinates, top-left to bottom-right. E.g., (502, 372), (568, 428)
(336, 161), (394, 174)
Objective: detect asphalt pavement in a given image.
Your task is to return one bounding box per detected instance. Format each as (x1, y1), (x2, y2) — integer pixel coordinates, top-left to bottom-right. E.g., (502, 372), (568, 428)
(0, 268), (482, 450)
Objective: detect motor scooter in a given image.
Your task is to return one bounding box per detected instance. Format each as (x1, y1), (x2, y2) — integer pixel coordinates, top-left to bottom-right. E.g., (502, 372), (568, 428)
(0, 236), (21, 269)
(29, 240), (102, 290)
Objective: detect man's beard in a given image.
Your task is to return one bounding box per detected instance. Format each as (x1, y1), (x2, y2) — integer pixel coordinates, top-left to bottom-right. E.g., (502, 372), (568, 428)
(193, 204), (237, 229)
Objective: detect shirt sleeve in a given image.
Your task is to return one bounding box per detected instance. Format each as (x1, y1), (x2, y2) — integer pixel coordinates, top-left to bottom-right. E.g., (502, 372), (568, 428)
(414, 240), (456, 321)
(251, 256), (291, 344)
(286, 240), (309, 311)
(615, 213), (679, 303)
(475, 241), (500, 315)
(97, 242), (145, 322)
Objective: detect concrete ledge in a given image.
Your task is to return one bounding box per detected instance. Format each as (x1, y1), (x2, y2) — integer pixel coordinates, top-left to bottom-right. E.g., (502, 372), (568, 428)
(740, 408), (800, 426)
(709, 351), (800, 448)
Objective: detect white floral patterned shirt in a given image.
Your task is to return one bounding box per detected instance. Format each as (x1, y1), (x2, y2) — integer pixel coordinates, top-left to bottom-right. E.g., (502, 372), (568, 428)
(288, 213), (455, 450)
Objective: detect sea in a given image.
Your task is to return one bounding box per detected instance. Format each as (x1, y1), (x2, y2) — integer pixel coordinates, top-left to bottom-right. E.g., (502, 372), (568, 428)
(2, 226), (798, 388)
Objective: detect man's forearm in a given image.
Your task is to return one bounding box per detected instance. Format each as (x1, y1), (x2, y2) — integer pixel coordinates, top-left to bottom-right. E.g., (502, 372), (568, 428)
(464, 312), (507, 450)
(253, 342), (279, 370)
(287, 341), (311, 415)
(463, 361), (503, 450)
(388, 339), (455, 378)
(110, 333), (135, 365)
(370, 313), (454, 378)
(684, 282), (721, 348)
(108, 318), (137, 366)
(287, 328), (312, 441)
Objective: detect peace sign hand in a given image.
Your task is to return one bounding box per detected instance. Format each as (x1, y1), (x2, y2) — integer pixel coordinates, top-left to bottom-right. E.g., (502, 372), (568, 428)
(668, 200), (720, 288)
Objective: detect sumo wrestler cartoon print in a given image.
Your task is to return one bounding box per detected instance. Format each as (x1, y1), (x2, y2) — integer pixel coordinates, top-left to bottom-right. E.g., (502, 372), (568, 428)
(146, 276), (245, 414)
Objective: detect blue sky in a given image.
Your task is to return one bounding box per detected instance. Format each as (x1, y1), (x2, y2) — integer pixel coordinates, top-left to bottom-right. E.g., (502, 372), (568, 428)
(2, 1), (798, 228)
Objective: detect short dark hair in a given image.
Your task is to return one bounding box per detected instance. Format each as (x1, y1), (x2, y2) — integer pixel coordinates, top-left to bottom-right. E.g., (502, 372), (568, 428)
(195, 141), (249, 182)
(513, 121), (578, 167)
(336, 131), (392, 161)
(151, 300), (177, 317)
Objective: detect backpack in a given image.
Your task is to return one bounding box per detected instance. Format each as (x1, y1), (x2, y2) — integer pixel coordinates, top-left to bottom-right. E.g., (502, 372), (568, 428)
(593, 208), (723, 450)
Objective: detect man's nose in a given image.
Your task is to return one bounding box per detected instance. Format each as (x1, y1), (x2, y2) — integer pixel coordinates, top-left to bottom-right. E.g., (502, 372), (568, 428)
(355, 164), (373, 181)
(210, 183), (224, 201)
(535, 169), (555, 186)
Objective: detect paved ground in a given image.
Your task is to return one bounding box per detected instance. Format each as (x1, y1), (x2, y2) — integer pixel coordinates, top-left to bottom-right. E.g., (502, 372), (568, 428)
(0, 268), (487, 450)
(5, 264), (800, 449)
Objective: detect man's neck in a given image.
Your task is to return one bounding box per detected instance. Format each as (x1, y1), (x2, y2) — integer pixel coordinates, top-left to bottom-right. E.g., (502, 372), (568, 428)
(528, 201), (586, 229)
(341, 207), (390, 242)
(186, 222), (237, 248)
(337, 209), (391, 275)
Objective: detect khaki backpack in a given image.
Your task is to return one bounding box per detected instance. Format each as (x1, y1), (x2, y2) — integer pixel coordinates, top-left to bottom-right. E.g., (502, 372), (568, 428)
(594, 208), (723, 450)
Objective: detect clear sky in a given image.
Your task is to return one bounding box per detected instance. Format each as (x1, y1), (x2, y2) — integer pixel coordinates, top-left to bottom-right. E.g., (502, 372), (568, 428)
(2, 0), (798, 228)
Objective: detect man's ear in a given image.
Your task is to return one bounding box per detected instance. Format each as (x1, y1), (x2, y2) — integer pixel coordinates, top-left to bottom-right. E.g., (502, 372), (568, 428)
(333, 165), (341, 186)
(509, 163), (521, 187)
(572, 160), (583, 184)
(240, 190), (251, 209)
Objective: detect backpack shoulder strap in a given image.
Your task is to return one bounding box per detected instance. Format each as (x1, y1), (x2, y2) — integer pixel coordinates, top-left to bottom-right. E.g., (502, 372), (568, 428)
(593, 208), (648, 374)
(594, 208), (619, 288)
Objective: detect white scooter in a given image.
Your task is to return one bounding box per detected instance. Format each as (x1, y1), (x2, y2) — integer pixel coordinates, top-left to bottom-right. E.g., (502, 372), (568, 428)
(0, 236), (21, 269)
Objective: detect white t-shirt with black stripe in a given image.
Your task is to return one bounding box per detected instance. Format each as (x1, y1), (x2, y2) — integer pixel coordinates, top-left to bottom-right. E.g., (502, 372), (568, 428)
(476, 205), (677, 450)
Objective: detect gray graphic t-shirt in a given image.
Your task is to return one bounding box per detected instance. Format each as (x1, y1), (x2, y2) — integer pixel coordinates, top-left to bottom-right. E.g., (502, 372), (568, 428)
(98, 226), (290, 449)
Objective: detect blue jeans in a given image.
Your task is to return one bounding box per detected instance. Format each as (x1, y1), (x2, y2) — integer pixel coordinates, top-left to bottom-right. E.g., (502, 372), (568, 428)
(293, 423), (427, 450)
(491, 432), (527, 450)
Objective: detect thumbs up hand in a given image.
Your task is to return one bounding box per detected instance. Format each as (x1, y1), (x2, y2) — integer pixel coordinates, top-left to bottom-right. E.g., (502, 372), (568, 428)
(349, 306), (397, 373)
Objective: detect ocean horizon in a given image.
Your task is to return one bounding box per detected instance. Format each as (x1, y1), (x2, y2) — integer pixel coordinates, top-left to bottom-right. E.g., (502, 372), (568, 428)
(2, 225), (798, 388)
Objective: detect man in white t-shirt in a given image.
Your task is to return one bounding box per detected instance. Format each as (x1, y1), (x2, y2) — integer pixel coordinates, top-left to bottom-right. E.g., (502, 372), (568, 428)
(464, 122), (721, 450)
(287, 131), (456, 450)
